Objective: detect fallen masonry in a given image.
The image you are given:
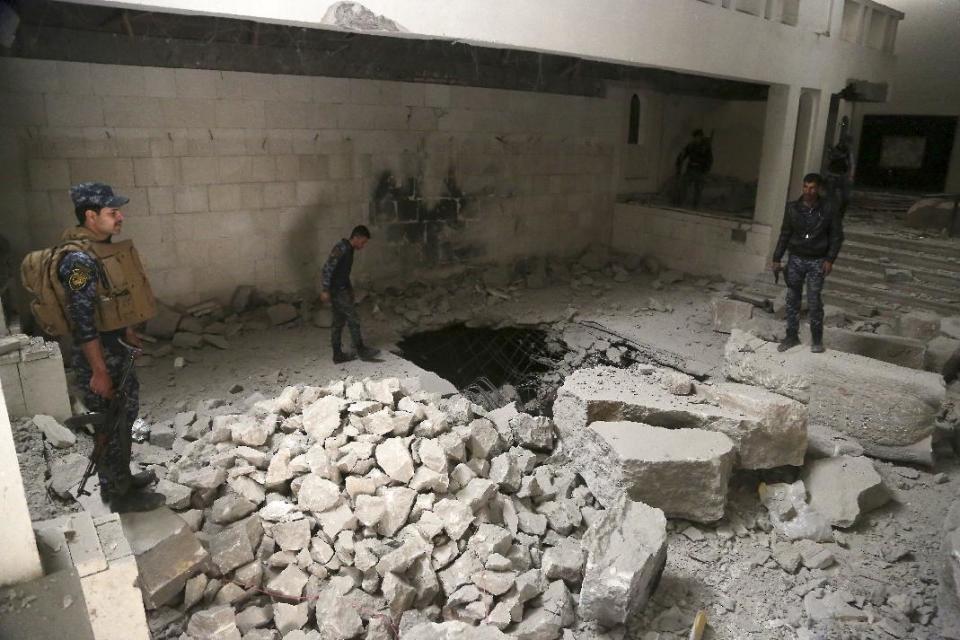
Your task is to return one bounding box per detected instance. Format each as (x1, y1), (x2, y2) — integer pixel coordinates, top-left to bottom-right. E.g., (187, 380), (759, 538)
(552, 364), (807, 514)
(724, 329), (945, 459)
(132, 375), (673, 639)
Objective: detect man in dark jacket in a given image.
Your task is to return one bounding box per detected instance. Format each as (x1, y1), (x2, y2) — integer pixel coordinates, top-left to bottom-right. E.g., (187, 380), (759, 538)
(771, 173), (843, 353)
(320, 225), (380, 363)
(674, 129), (713, 209)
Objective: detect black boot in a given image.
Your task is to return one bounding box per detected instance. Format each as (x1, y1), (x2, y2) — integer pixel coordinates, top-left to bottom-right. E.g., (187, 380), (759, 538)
(108, 490), (165, 513)
(357, 345), (382, 361)
(131, 469), (158, 489)
(333, 350), (356, 364)
(810, 328), (825, 353)
(778, 332), (801, 352)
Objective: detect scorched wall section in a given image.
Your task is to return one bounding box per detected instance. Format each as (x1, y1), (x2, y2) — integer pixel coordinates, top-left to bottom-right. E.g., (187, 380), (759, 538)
(0, 58), (617, 304)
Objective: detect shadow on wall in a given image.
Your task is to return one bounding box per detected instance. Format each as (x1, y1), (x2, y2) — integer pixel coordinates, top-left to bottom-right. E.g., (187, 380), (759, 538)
(370, 168), (484, 266)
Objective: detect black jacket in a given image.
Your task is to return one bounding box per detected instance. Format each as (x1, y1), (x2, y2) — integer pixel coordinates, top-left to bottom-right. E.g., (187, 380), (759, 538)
(773, 197), (843, 263)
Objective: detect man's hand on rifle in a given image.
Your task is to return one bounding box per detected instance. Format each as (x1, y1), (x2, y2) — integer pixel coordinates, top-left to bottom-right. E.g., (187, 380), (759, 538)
(90, 367), (115, 399)
(770, 261), (782, 273)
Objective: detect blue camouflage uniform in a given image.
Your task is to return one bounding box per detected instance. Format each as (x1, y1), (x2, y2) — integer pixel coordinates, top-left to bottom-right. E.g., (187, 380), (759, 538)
(321, 238), (364, 355)
(61, 183), (139, 496)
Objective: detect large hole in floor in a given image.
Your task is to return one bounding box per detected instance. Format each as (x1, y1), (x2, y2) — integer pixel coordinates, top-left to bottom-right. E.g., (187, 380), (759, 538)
(397, 324), (564, 413)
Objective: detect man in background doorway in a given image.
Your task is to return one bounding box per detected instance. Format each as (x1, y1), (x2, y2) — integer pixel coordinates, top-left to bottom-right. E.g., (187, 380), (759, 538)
(674, 129), (714, 210)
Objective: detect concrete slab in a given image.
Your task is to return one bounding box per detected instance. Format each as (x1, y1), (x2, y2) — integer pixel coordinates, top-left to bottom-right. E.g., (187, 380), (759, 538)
(93, 514), (134, 562)
(80, 555), (151, 640)
(65, 514), (109, 578)
(0, 568), (96, 640)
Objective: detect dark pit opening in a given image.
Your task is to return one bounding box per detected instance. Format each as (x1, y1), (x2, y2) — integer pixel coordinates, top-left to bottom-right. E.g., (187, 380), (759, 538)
(397, 324), (562, 413)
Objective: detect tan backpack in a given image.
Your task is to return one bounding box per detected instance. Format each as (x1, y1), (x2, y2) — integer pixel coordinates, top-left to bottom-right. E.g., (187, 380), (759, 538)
(20, 240), (88, 337)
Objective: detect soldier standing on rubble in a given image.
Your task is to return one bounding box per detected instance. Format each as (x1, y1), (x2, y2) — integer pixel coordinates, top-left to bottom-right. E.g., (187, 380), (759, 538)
(770, 173), (844, 354)
(320, 225), (381, 363)
(60, 183), (163, 512)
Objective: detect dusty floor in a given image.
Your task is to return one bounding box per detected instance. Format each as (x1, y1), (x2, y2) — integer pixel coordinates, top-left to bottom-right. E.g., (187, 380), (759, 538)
(13, 204), (959, 639)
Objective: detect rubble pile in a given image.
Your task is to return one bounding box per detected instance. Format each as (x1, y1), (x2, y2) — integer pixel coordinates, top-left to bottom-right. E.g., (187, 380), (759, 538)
(143, 376), (668, 639)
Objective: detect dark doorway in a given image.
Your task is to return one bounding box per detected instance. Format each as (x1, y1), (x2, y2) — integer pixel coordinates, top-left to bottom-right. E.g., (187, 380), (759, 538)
(856, 115), (958, 192)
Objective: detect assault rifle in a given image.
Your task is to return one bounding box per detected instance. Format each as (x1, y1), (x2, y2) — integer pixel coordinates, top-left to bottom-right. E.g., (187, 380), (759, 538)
(73, 340), (139, 497)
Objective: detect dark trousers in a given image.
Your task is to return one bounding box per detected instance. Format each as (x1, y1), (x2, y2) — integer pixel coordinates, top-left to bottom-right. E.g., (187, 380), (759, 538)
(675, 169), (706, 209)
(784, 254), (826, 338)
(331, 288), (364, 353)
(825, 172), (850, 217)
(72, 336), (138, 495)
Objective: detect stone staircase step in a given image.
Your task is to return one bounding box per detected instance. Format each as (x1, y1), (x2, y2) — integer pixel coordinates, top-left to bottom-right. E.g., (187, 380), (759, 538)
(837, 254), (960, 289)
(845, 229), (960, 258)
(831, 265), (960, 301)
(827, 275), (960, 316)
(842, 240), (960, 273)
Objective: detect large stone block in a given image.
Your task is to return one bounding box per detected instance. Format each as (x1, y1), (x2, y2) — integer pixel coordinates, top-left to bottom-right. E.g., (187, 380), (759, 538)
(18, 343), (71, 421)
(801, 456), (890, 528)
(588, 422), (735, 522)
(553, 366), (805, 486)
(925, 336), (960, 381)
(724, 330), (944, 449)
(899, 310), (941, 341)
(822, 329), (926, 369)
(120, 507), (209, 609)
(578, 493), (667, 627)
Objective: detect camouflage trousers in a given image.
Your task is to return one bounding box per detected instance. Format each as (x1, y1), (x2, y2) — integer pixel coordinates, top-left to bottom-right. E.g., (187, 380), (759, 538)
(331, 288), (364, 353)
(72, 334), (139, 495)
(784, 254), (826, 338)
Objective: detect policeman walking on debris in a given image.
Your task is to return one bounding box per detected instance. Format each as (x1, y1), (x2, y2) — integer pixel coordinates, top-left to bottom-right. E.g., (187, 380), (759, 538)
(59, 183), (164, 512)
(770, 173), (844, 354)
(320, 225), (381, 364)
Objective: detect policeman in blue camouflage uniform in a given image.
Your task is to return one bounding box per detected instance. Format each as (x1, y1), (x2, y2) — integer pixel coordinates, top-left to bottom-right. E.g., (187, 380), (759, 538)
(61, 183), (163, 512)
(320, 225), (380, 363)
(771, 173), (844, 354)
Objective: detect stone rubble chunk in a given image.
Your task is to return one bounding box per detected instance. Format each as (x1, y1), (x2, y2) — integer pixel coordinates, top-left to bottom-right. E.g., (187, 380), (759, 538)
(457, 478), (498, 512)
(302, 395), (347, 441)
(402, 621), (510, 639)
(317, 502), (357, 538)
(375, 437), (415, 482)
(267, 564), (309, 599)
(541, 538), (586, 583)
(468, 418), (503, 459)
(439, 549), (483, 596)
(228, 415), (275, 446)
(512, 580), (575, 640)
(383, 572), (417, 614)
(156, 479), (192, 510)
(802, 455), (891, 528)
(509, 414), (555, 452)
(32, 414), (76, 448)
(265, 448), (294, 489)
(355, 495), (386, 528)
(179, 466), (228, 491)
(377, 487), (417, 537)
(409, 467), (450, 493)
(273, 601), (309, 635)
(578, 493), (667, 627)
(418, 438), (449, 473)
(210, 494), (258, 525)
(434, 498), (475, 540)
(235, 605), (272, 633)
(489, 453), (522, 493)
(187, 605), (241, 640)
(272, 519), (312, 552)
(377, 538), (429, 576)
(298, 475), (342, 513)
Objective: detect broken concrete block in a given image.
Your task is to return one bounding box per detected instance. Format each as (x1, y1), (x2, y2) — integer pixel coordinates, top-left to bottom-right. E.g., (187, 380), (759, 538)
(377, 487), (417, 537)
(899, 310), (941, 340)
(802, 456), (891, 528)
(724, 330), (944, 452)
(298, 475), (342, 513)
(210, 516), (262, 574)
(553, 366), (806, 487)
(578, 493), (667, 627)
(268, 565), (308, 599)
(302, 395), (347, 441)
(508, 414), (554, 452)
(376, 437), (415, 482)
(120, 507), (209, 609)
(273, 601), (308, 635)
(513, 580), (574, 639)
(210, 494), (258, 525)
(711, 297), (754, 333)
(228, 415), (275, 447)
(32, 414), (75, 448)
(187, 605), (241, 640)
(588, 422), (734, 522)
(402, 621), (510, 639)
(822, 329), (926, 369)
(541, 538), (586, 583)
(272, 519), (311, 552)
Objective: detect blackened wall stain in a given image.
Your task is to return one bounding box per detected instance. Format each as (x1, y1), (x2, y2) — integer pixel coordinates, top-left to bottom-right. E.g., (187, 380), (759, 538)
(372, 168), (475, 264)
